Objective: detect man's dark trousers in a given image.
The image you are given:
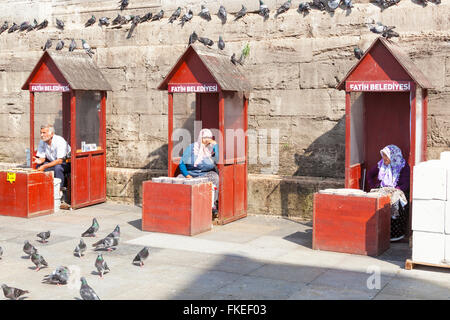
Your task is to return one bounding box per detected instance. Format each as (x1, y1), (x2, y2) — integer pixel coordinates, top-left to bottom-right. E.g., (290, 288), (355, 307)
(37, 161), (71, 188)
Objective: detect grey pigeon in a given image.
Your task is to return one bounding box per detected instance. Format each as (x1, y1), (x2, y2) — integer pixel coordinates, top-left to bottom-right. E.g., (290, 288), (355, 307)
(218, 36), (225, 50)
(126, 15), (140, 39)
(92, 236), (118, 251)
(80, 277), (100, 300)
(112, 14), (123, 25)
(82, 39), (94, 57)
(140, 12), (153, 23)
(74, 239), (87, 257)
(31, 252), (48, 271)
(327, 0), (340, 11)
(133, 247), (150, 267)
(218, 5), (227, 23)
(0, 21), (8, 34)
(36, 19), (48, 30)
(43, 39), (52, 51)
(37, 230), (50, 243)
(27, 19), (38, 32)
(99, 17), (110, 26)
(107, 225), (120, 240)
(199, 5), (211, 21)
(169, 7), (181, 23)
(56, 40), (64, 51)
(234, 5), (247, 20)
(82, 217), (99, 237)
(8, 22), (19, 33)
(231, 53), (239, 65)
(180, 9), (193, 27)
(0, 246), (2, 259)
(55, 18), (64, 30)
(85, 15), (96, 27)
(95, 254), (110, 278)
(198, 37), (214, 47)
(152, 10), (164, 21)
(259, 0), (270, 20)
(1, 284), (29, 300)
(370, 22), (385, 34)
(298, 2), (311, 13)
(312, 0), (327, 11)
(188, 31), (198, 45)
(276, 0), (292, 16)
(69, 39), (77, 52)
(42, 266), (70, 285)
(23, 241), (37, 256)
(19, 21), (30, 31)
(354, 47), (364, 59)
(119, 0), (129, 10)
(343, 0), (354, 8)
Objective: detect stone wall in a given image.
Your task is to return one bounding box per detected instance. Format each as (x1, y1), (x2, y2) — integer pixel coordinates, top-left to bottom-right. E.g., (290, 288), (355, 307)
(0, 0), (448, 219)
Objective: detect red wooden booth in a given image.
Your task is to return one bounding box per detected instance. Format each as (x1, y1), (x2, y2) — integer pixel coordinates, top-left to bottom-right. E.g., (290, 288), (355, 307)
(157, 44), (252, 225)
(22, 51), (112, 209)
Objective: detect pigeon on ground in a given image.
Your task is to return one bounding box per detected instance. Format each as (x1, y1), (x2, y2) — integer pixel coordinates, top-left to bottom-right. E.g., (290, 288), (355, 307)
(55, 18), (64, 30)
(98, 17), (110, 26)
(343, 0), (354, 9)
(354, 47), (364, 59)
(8, 23), (19, 33)
(218, 5), (227, 23)
(234, 5), (247, 20)
(36, 19), (48, 30)
(0, 246), (3, 259)
(169, 7), (181, 23)
(1, 284), (29, 300)
(0, 21), (8, 34)
(43, 39), (52, 51)
(152, 10), (164, 21)
(37, 231), (50, 243)
(82, 218), (99, 237)
(140, 12), (153, 23)
(80, 277), (100, 300)
(180, 9), (193, 27)
(119, 0), (129, 10)
(276, 0), (292, 16)
(69, 39), (77, 52)
(327, 0), (340, 11)
(95, 254), (110, 278)
(56, 40), (64, 51)
(298, 2), (311, 13)
(132, 247), (150, 267)
(126, 15), (140, 39)
(42, 266), (70, 285)
(23, 241), (37, 256)
(92, 236), (118, 251)
(74, 239), (87, 257)
(85, 15), (96, 27)
(19, 21), (30, 32)
(31, 252), (48, 271)
(188, 31), (198, 45)
(199, 5), (211, 21)
(198, 37), (214, 47)
(82, 39), (94, 57)
(27, 19), (38, 32)
(107, 225), (120, 240)
(259, 0), (270, 20)
(218, 36), (225, 50)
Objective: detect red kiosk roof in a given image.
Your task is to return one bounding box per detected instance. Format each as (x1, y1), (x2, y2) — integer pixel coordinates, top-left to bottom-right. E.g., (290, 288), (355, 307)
(158, 44), (252, 93)
(337, 37), (432, 90)
(22, 51), (112, 91)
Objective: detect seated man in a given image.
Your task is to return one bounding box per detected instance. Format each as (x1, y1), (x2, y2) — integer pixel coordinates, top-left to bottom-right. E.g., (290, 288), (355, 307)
(32, 124), (71, 209)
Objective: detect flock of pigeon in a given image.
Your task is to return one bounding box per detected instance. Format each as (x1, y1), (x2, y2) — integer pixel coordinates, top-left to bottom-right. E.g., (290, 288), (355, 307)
(0, 0), (442, 64)
(0, 218), (151, 300)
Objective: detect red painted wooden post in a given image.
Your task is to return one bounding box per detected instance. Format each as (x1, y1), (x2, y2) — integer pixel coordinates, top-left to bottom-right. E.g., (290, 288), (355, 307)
(70, 91), (76, 207)
(345, 91), (351, 188)
(422, 89), (428, 162)
(168, 92), (174, 177)
(101, 91), (107, 201)
(218, 91), (225, 221)
(29, 91), (35, 168)
(244, 96), (248, 214)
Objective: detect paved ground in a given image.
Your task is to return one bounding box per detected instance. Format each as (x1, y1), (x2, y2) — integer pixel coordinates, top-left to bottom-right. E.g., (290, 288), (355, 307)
(0, 202), (449, 300)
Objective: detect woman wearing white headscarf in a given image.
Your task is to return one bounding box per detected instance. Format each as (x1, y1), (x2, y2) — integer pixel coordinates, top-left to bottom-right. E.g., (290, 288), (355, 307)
(178, 129), (219, 215)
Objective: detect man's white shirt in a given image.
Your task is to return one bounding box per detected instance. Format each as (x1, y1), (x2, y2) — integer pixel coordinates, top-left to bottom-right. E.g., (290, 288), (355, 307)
(36, 134), (71, 161)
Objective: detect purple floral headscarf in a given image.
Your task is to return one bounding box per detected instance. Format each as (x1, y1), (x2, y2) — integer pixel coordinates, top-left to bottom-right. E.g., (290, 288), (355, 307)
(377, 144), (406, 188)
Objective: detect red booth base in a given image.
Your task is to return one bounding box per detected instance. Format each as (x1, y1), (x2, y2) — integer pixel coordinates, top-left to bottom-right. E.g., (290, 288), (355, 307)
(142, 181), (212, 236)
(313, 193), (391, 256)
(0, 170), (54, 218)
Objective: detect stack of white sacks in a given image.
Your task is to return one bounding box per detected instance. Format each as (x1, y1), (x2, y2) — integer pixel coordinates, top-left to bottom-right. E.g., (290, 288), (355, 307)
(412, 151), (450, 265)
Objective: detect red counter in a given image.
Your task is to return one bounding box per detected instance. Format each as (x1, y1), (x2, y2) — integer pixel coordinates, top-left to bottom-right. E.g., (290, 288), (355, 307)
(0, 169), (54, 218)
(313, 192), (391, 256)
(142, 181), (212, 236)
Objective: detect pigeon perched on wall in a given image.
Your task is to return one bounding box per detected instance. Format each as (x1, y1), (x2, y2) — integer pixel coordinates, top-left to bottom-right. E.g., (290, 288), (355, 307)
(152, 10), (164, 21)
(126, 15), (140, 38)
(298, 2), (311, 14)
(27, 19), (38, 32)
(69, 39), (77, 52)
(327, 0), (340, 11)
(36, 19), (48, 30)
(80, 277), (100, 300)
(198, 37), (214, 47)
(354, 47), (364, 59)
(95, 254), (110, 278)
(372, 0), (400, 10)
(42, 266), (70, 285)
(199, 5), (211, 21)
(82, 39), (94, 57)
(188, 31), (198, 45)
(0, 21), (8, 34)
(312, 0), (327, 11)
(112, 14), (123, 25)
(276, 0), (292, 16)
(234, 5), (247, 20)
(31, 252), (48, 271)
(82, 218), (99, 237)
(140, 12), (153, 23)
(370, 21), (386, 34)
(169, 7), (181, 23)
(0, 246), (3, 259)
(74, 239), (87, 257)
(55, 18), (64, 30)
(98, 17), (110, 26)
(8, 23), (19, 33)
(218, 5), (227, 24)
(259, 0), (270, 20)
(180, 9), (193, 27)
(382, 26), (399, 39)
(56, 40), (64, 51)
(19, 21), (30, 32)
(1, 284), (29, 300)
(37, 231), (50, 243)
(23, 241), (37, 256)
(43, 39), (52, 51)
(343, 0), (354, 9)
(231, 53), (239, 65)
(132, 247), (150, 267)
(85, 15), (96, 27)
(218, 36), (225, 50)
(119, 0), (129, 11)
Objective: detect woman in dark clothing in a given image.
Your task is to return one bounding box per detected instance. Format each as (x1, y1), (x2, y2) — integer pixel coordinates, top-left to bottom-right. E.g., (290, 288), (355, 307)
(367, 145), (410, 242)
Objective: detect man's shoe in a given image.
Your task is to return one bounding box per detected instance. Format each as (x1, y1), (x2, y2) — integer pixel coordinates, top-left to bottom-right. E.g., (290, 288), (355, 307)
(60, 202), (71, 210)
